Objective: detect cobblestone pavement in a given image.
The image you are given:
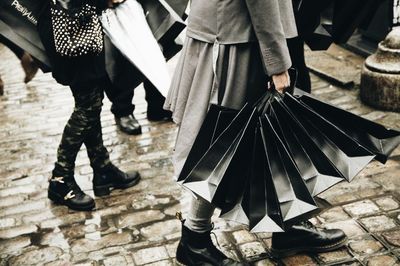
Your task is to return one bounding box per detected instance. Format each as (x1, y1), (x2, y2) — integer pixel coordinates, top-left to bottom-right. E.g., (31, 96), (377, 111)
(0, 43), (399, 266)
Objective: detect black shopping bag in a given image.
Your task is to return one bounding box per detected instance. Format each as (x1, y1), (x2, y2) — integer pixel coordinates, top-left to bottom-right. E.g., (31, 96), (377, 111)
(260, 115), (318, 223)
(220, 123), (285, 232)
(182, 105), (256, 204)
(268, 104), (343, 196)
(178, 104), (238, 182)
(282, 93), (375, 181)
(249, 123), (285, 232)
(294, 90), (400, 163)
(0, 0), (50, 68)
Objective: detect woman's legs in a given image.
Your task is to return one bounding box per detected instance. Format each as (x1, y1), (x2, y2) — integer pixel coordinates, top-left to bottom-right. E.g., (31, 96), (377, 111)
(49, 82), (109, 211)
(54, 83), (108, 176)
(185, 196), (215, 233)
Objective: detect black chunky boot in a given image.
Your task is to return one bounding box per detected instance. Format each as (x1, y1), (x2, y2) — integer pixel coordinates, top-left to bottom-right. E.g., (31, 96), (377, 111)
(270, 221), (348, 258)
(48, 175), (95, 211)
(93, 164), (140, 197)
(176, 223), (247, 266)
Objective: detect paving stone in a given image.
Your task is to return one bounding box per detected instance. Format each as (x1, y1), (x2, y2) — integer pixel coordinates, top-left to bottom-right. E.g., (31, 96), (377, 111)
(238, 241), (266, 259)
(254, 258), (276, 266)
(165, 241), (179, 258)
(140, 219), (180, 239)
(131, 195), (170, 209)
(343, 200), (380, 217)
(0, 224), (37, 239)
(0, 218), (16, 229)
(349, 239), (385, 255)
(0, 200), (47, 217)
(145, 260), (174, 266)
(40, 212), (87, 229)
(375, 197), (399, 211)
(324, 220), (366, 238)
(102, 255), (130, 266)
(71, 232), (132, 253)
(360, 216), (397, 232)
(132, 246), (169, 265)
(7, 247), (63, 266)
(0, 195), (27, 208)
(117, 210), (165, 228)
(382, 230), (400, 248)
(232, 230), (256, 244)
(0, 236), (31, 255)
(87, 246), (125, 261)
(317, 248), (353, 264)
(40, 231), (70, 250)
(365, 255), (399, 266)
(318, 207), (351, 223)
(281, 254), (317, 266)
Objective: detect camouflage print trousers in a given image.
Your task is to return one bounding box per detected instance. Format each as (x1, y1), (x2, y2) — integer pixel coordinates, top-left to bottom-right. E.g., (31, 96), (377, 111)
(53, 82), (111, 176)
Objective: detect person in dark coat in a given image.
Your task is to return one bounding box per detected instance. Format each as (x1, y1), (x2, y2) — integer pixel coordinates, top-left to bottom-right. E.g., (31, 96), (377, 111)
(37, 0), (140, 211)
(104, 45), (172, 135)
(104, 0), (189, 135)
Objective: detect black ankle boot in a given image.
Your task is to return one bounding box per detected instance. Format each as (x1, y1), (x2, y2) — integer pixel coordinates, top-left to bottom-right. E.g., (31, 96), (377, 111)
(176, 223), (247, 266)
(270, 221), (348, 258)
(93, 164), (140, 197)
(48, 175), (95, 211)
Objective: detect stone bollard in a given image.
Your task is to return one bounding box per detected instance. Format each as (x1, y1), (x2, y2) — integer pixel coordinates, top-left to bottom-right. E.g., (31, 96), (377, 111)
(360, 28), (400, 112)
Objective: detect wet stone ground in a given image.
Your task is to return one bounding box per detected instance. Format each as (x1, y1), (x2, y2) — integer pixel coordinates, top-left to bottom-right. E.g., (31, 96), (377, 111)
(0, 43), (399, 266)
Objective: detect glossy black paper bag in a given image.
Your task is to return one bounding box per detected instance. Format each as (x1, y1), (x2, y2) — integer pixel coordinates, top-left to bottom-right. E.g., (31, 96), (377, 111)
(294, 90), (400, 163)
(182, 105), (256, 203)
(268, 103), (343, 196)
(178, 104), (237, 182)
(282, 93), (375, 181)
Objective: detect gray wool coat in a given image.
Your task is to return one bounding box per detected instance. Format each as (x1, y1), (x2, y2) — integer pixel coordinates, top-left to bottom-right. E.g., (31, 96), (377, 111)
(186, 0), (298, 76)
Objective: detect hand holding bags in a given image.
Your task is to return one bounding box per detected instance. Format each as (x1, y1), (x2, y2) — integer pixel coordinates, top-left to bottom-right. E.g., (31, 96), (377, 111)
(179, 87), (400, 232)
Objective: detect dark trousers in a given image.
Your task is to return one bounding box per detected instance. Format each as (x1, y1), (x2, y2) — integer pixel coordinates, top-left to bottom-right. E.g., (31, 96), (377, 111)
(0, 35), (25, 59)
(287, 37), (311, 93)
(54, 79), (111, 176)
(104, 50), (165, 118)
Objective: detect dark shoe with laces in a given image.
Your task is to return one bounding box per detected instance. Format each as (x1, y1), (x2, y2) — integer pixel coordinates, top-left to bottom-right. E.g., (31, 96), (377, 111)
(48, 175), (95, 211)
(115, 114), (142, 135)
(93, 164), (140, 197)
(176, 222), (248, 266)
(270, 221), (348, 258)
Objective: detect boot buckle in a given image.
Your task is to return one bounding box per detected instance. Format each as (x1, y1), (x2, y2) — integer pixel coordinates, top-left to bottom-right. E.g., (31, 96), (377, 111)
(64, 190), (76, 200)
(50, 176), (65, 184)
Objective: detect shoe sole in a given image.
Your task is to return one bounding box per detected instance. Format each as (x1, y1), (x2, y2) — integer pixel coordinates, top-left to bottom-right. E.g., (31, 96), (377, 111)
(93, 174), (141, 197)
(118, 125), (142, 135)
(48, 190), (95, 211)
(270, 236), (348, 258)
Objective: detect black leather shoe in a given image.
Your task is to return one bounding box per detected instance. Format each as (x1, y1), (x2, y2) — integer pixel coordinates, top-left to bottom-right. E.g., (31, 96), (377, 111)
(176, 223), (247, 266)
(93, 164), (140, 197)
(270, 221), (348, 258)
(147, 107), (172, 122)
(115, 114), (142, 135)
(48, 176), (95, 211)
